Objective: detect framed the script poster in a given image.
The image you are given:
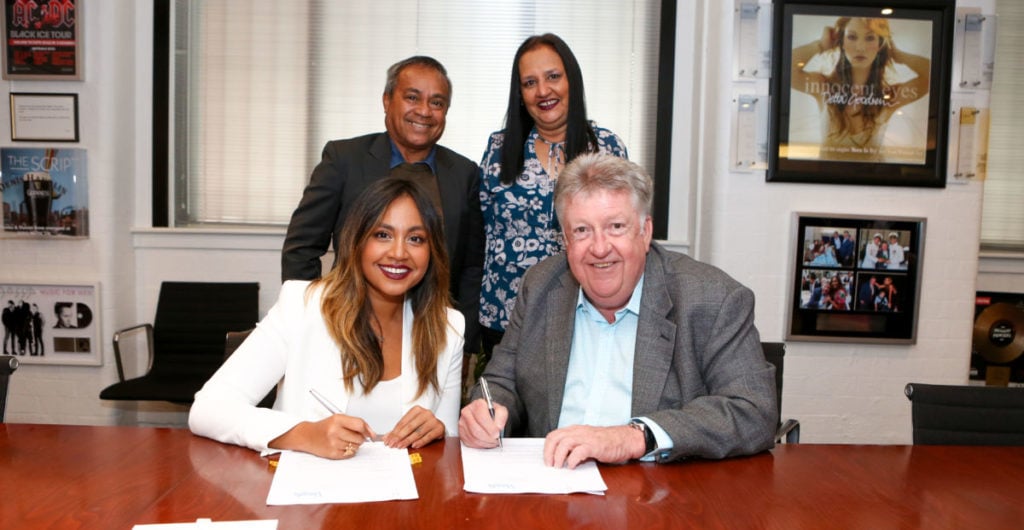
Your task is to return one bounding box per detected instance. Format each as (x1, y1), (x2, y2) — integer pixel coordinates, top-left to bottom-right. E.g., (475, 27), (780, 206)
(767, 0), (954, 187)
(0, 146), (88, 238)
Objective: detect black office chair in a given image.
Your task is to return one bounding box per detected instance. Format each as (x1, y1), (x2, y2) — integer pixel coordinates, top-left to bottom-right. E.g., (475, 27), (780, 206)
(762, 342), (801, 443)
(904, 382), (1024, 445)
(0, 355), (19, 422)
(224, 328), (276, 408)
(99, 281), (259, 405)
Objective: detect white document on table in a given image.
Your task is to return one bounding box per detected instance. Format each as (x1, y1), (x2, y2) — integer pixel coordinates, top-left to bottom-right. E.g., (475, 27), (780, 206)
(266, 443), (418, 505)
(461, 438), (607, 494)
(133, 520), (278, 529)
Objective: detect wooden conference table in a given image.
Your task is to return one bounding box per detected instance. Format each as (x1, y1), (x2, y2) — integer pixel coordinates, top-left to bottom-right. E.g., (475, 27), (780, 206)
(2, 424), (1022, 529)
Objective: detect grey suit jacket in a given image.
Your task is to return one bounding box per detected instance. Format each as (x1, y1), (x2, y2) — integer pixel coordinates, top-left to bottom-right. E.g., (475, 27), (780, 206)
(281, 132), (483, 350)
(477, 242), (777, 461)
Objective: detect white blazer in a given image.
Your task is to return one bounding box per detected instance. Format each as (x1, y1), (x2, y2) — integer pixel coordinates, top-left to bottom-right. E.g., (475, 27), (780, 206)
(189, 280), (464, 453)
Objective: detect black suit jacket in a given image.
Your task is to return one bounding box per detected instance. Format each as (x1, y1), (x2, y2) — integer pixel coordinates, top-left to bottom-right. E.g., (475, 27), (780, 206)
(282, 132), (483, 351)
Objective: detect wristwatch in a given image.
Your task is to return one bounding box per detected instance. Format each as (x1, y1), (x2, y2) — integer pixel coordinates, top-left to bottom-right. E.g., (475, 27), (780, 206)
(629, 419), (656, 455)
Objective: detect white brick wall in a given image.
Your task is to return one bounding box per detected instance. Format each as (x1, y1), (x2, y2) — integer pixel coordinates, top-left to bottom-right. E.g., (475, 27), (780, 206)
(696, 0), (1000, 444)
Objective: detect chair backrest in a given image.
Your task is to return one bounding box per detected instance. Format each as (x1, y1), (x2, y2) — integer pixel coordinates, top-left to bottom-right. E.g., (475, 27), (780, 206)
(762, 342), (786, 427)
(224, 329), (254, 359)
(224, 328), (275, 408)
(762, 342), (801, 443)
(151, 281), (259, 377)
(905, 382), (1024, 445)
(0, 355), (20, 422)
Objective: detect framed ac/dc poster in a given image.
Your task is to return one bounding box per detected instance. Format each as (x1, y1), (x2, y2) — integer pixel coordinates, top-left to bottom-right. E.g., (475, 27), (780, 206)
(1, 0), (82, 80)
(786, 212), (925, 344)
(767, 0), (954, 187)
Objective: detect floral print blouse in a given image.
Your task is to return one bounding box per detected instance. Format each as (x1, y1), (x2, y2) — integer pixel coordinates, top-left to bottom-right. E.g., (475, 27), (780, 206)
(478, 124), (628, 332)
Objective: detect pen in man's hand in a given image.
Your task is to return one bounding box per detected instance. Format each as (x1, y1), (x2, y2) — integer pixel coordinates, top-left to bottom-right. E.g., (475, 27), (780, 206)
(479, 376), (503, 449)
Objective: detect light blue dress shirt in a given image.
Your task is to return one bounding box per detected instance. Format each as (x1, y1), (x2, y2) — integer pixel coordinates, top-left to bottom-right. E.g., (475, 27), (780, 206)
(558, 276), (673, 458)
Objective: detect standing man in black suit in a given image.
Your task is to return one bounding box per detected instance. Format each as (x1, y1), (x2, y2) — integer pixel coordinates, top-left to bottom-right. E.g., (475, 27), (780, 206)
(282, 55), (483, 366)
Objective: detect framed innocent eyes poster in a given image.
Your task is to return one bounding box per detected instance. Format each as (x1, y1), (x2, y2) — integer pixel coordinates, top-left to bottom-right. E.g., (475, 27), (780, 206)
(787, 212), (925, 344)
(767, 0), (955, 187)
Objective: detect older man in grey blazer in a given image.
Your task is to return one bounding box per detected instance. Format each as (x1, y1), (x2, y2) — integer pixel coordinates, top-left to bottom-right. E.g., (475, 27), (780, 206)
(460, 154), (776, 467)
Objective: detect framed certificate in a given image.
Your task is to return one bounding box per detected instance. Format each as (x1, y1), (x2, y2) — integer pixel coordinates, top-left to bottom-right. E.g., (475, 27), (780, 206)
(10, 92), (79, 142)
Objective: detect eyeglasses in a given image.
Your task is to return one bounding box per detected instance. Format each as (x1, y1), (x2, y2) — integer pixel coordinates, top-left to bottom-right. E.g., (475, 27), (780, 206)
(566, 218), (646, 243)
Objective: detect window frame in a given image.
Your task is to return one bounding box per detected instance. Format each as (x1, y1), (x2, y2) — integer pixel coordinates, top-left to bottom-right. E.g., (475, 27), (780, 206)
(151, 0), (677, 239)
(979, 0), (1024, 252)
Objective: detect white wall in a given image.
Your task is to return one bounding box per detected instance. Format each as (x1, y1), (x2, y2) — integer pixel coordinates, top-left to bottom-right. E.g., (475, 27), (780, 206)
(2, 1), (1020, 442)
(2, 1), (140, 424)
(690, 0), (1006, 444)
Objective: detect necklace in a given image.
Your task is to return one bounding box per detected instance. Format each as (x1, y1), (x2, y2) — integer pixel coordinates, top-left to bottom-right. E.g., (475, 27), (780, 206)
(534, 134), (566, 241)
(536, 135), (566, 180)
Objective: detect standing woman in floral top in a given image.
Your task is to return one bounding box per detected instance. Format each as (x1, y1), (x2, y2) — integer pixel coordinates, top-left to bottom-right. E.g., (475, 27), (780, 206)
(478, 33), (628, 358)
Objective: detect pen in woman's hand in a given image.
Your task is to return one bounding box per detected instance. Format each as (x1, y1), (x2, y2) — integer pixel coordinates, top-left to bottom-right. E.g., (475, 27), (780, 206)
(309, 388), (378, 442)
(310, 388), (342, 414)
(479, 377), (503, 450)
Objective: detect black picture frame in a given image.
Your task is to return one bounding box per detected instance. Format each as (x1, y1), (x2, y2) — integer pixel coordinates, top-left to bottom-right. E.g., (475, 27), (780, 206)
(767, 0), (954, 187)
(786, 212), (925, 344)
(9, 92), (79, 142)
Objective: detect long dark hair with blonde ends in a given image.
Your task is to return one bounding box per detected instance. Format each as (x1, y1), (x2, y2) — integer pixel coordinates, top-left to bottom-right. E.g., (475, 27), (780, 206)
(312, 177), (451, 399)
(827, 17), (895, 143)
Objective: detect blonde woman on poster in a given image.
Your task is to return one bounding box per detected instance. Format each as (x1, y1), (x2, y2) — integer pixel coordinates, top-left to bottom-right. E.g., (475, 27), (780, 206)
(788, 16), (932, 163)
